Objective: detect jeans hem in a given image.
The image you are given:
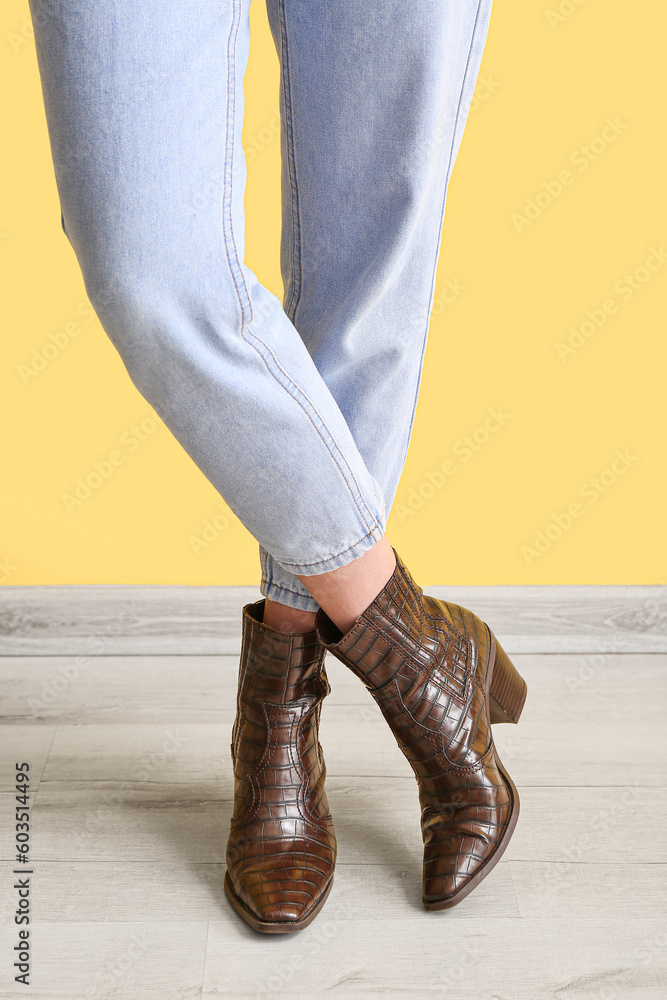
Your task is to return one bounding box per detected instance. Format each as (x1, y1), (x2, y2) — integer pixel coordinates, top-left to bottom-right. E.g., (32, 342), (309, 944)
(259, 578), (321, 613)
(276, 516), (386, 575)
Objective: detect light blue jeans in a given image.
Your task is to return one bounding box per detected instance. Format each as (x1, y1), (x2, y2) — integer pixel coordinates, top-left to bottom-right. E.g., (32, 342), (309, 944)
(29, 0), (493, 611)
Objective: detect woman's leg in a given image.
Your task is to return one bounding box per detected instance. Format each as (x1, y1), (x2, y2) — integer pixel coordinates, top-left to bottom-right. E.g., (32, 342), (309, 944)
(260, 0), (495, 617)
(257, 0), (525, 916)
(27, 0), (387, 583)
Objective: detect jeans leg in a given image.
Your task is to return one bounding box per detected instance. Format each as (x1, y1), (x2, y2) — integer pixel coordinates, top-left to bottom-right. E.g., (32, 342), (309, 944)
(261, 0), (494, 605)
(27, 0), (388, 604)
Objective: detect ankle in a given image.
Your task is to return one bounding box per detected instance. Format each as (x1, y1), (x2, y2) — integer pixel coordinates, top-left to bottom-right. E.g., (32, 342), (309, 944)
(296, 534), (396, 634)
(262, 598), (318, 634)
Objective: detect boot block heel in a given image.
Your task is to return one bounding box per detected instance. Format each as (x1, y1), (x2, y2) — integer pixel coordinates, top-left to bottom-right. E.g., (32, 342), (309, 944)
(487, 631), (527, 725)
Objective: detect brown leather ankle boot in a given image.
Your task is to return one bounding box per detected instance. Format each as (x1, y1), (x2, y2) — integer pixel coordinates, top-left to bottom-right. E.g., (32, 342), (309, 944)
(314, 548), (527, 910)
(224, 600), (336, 933)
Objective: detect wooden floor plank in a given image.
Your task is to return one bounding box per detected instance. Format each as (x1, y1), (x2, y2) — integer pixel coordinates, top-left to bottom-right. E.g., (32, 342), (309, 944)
(8, 709), (663, 791)
(2, 583), (666, 654)
(509, 860), (667, 919)
(3, 779), (664, 868)
(3, 857), (663, 924)
(1, 651), (664, 722)
(0, 859), (517, 923)
(0, 588), (665, 998)
(0, 921), (207, 999)
(0, 725), (56, 792)
(201, 916), (667, 999)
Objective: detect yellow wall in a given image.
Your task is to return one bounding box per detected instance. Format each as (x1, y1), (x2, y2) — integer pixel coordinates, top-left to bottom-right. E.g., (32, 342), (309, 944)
(2, 1), (664, 586)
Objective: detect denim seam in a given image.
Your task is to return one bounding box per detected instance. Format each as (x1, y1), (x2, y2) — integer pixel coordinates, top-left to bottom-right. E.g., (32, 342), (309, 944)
(242, 324), (379, 535)
(222, 0), (254, 325)
(271, 522), (383, 569)
(277, 0), (302, 324)
(261, 578), (311, 598)
(221, 0), (381, 543)
(397, 0), (486, 480)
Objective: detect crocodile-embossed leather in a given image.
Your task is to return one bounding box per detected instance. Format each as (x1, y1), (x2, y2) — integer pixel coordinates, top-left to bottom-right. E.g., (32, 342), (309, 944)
(225, 600), (336, 931)
(315, 548), (519, 909)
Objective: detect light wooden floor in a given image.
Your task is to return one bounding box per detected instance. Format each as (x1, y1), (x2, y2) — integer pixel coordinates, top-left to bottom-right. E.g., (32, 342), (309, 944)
(1, 586), (666, 999)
